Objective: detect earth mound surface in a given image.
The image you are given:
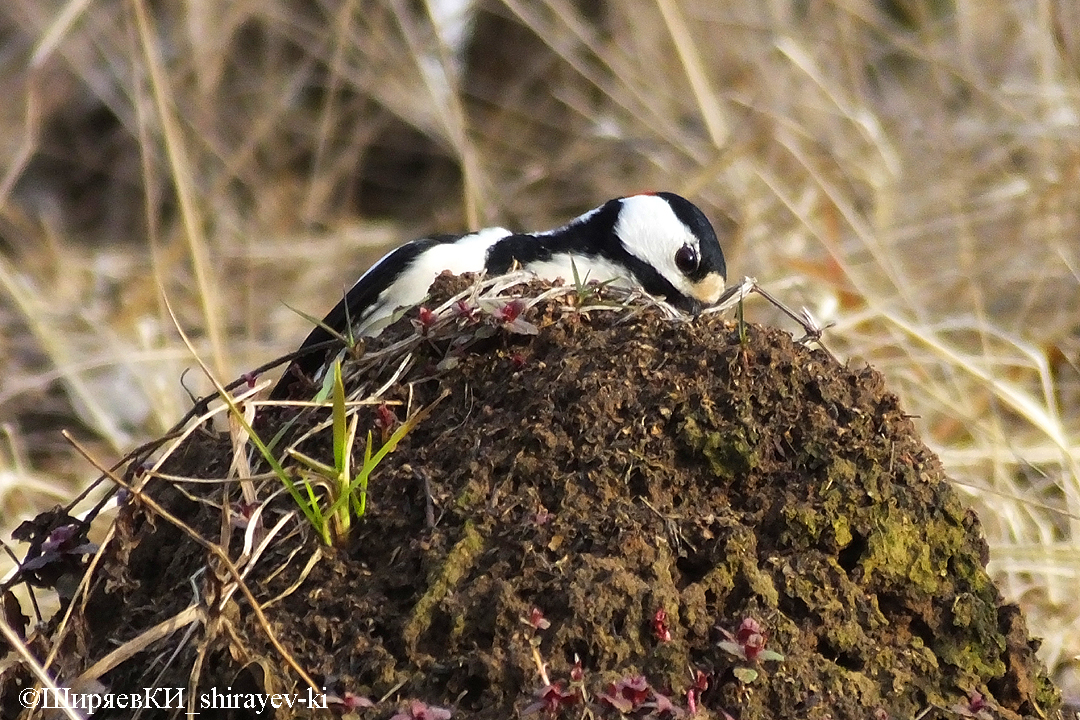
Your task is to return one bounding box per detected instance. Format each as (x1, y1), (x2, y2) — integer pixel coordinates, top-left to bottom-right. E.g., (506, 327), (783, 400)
(1, 275), (1061, 719)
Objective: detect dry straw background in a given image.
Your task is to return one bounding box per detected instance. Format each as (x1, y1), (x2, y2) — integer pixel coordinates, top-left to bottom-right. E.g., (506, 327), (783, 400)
(0, 0), (1078, 703)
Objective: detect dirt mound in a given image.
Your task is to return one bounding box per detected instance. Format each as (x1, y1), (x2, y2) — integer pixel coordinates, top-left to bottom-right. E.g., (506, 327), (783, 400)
(1, 277), (1061, 719)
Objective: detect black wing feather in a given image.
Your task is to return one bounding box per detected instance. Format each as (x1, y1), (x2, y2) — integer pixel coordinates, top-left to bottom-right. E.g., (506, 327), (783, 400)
(270, 233), (466, 399)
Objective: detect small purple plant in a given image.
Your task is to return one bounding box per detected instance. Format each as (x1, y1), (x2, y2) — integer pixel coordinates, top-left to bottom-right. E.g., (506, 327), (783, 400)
(390, 700), (451, 720)
(599, 675), (650, 713)
(413, 306), (438, 334)
(374, 402), (398, 443)
(951, 690), (994, 719)
(493, 299), (538, 335)
(326, 691), (373, 715)
(522, 607), (551, 630)
(686, 669), (709, 715)
(652, 607), (672, 643)
(523, 681), (581, 716)
(453, 299), (479, 321)
(717, 617), (785, 683)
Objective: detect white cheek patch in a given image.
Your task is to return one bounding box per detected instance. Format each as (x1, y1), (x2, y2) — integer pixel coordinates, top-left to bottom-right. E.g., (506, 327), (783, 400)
(614, 195), (700, 297)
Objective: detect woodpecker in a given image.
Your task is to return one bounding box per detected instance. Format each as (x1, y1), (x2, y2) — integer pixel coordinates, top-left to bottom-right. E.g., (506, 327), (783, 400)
(271, 192), (728, 399)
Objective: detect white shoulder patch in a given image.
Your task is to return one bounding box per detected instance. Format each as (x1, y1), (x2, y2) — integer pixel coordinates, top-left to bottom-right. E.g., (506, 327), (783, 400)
(359, 227), (511, 335)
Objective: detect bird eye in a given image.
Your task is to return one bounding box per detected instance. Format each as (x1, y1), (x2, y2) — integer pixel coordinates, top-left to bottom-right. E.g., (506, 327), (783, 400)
(675, 244), (699, 274)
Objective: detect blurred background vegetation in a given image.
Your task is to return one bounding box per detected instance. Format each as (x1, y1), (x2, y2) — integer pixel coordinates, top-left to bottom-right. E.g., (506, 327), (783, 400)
(0, 0), (1077, 703)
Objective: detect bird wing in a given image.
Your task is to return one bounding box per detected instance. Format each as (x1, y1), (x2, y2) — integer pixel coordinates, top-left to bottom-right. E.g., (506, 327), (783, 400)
(271, 235), (461, 398)
(271, 229), (510, 399)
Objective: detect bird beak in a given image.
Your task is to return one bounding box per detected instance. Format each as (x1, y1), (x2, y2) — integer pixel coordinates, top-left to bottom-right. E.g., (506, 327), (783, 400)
(689, 273), (727, 306)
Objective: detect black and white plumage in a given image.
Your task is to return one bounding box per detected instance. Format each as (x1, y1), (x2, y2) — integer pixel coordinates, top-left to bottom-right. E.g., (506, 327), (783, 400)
(272, 192), (728, 399)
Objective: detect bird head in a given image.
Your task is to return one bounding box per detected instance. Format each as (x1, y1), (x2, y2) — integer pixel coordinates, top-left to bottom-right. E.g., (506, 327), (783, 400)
(610, 192), (729, 313)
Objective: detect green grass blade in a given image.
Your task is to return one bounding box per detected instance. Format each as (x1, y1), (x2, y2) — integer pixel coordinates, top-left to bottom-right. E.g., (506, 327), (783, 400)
(332, 360), (347, 473)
